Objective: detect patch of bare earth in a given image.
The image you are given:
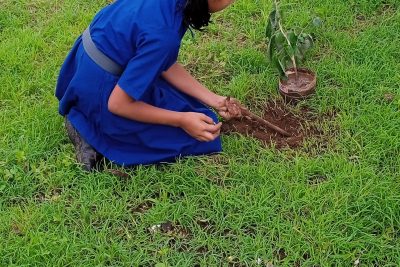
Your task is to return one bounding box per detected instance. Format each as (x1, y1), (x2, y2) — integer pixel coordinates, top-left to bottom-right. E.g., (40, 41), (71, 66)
(222, 100), (334, 149)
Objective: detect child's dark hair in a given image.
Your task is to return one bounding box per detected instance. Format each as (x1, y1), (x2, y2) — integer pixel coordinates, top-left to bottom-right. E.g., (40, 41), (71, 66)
(183, 0), (211, 31)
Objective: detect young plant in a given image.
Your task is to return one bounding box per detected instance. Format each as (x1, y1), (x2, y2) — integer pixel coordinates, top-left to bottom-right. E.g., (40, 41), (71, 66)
(265, 0), (320, 79)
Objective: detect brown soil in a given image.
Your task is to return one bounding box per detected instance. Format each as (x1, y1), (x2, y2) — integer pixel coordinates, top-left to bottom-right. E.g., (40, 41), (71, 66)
(224, 97), (291, 137)
(222, 100), (321, 148)
(280, 70), (315, 94)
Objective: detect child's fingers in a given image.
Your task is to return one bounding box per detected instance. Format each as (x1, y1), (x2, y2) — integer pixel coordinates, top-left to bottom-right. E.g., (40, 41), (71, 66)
(211, 129), (221, 139)
(205, 122), (222, 133)
(201, 131), (215, 141)
(201, 114), (214, 124)
(202, 124), (222, 141)
(218, 111), (231, 119)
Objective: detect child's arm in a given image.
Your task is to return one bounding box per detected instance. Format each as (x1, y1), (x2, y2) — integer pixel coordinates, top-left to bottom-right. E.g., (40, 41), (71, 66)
(108, 84), (221, 142)
(161, 63), (227, 111)
(161, 63), (241, 119)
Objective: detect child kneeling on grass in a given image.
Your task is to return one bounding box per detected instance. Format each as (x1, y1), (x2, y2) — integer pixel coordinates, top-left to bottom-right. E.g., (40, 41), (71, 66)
(56, 0), (239, 171)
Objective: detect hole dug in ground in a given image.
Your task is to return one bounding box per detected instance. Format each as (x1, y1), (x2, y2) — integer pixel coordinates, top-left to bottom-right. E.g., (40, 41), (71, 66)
(222, 100), (335, 149)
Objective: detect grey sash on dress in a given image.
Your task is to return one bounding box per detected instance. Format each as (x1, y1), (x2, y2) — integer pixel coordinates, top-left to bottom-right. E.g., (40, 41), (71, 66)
(82, 27), (123, 76)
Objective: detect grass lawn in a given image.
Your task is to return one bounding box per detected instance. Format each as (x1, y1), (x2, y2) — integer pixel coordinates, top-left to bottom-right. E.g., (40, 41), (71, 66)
(1, 0), (400, 265)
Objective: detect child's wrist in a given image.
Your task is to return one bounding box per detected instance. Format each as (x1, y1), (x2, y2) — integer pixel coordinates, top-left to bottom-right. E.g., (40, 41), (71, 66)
(209, 95), (226, 109)
(172, 112), (185, 128)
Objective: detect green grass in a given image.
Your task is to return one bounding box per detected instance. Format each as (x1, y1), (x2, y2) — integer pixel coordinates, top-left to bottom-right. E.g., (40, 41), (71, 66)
(1, 0), (400, 265)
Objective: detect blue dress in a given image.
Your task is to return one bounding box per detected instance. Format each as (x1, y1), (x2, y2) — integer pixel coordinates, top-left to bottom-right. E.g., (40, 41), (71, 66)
(55, 0), (222, 166)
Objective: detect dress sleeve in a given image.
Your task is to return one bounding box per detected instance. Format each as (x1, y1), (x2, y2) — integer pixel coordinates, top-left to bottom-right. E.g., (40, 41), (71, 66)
(117, 30), (180, 100)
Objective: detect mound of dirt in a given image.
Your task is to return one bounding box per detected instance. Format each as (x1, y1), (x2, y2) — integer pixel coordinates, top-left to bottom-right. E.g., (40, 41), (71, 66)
(221, 100), (321, 148)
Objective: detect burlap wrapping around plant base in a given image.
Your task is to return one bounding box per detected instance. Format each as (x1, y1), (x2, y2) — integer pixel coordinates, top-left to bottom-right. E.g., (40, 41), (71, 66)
(278, 68), (317, 99)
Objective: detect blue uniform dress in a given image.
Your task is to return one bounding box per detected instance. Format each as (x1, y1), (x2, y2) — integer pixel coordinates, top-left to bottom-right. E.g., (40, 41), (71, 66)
(55, 0), (222, 166)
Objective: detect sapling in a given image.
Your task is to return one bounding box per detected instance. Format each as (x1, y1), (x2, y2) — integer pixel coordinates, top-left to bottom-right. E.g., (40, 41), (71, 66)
(266, 0), (321, 79)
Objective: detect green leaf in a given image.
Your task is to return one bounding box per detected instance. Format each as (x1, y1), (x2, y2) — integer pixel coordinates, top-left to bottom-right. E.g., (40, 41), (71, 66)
(285, 45), (295, 58)
(266, 9), (278, 38)
(266, 22), (272, 39)
(313, 17), (323, 27)
(287, 30), (298, 49)
(302, 34), (314, 50)
(294, 46), (304, 62)
(297, 33), (314, 56)
(274, 31), (286, 52)
(272, 56), (287, 79)
(295, 34), (314, 65)
(267, 34), (276, 59)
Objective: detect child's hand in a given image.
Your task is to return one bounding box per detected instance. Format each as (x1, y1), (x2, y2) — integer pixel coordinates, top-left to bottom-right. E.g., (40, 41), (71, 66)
(214, 96), (243, 120)
(180, 112), (222, 142)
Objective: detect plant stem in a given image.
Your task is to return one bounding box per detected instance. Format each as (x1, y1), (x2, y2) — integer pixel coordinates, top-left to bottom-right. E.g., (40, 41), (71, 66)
(274, 0), (298, 79)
